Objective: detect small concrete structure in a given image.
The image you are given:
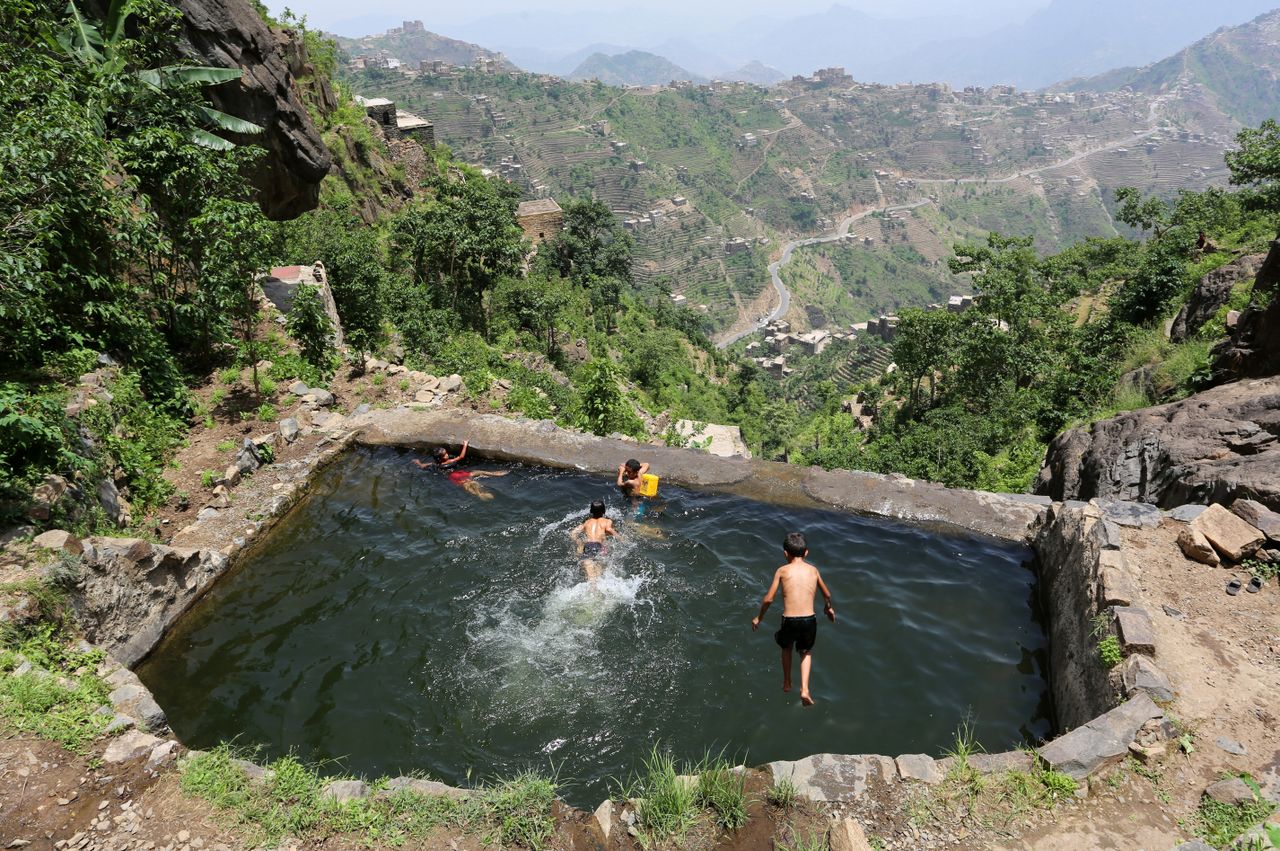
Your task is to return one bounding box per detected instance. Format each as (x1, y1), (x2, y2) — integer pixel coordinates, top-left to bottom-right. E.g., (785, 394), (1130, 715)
(672, 421), (752, 459)
(515, 198), (564, 245)
(261, 263), (344, 347)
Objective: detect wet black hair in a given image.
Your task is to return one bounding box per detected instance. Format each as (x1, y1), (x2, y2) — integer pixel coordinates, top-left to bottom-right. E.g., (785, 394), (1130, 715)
(624, 459), (641, 473)
(783, 532), (808, 558)
(590, 500), (606, 518)
(433, 447), (448, 462)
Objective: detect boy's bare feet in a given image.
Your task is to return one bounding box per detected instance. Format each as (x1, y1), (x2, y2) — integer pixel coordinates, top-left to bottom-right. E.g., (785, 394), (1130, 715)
(782, 679), (792, 693)
(801, 692), (814, 706)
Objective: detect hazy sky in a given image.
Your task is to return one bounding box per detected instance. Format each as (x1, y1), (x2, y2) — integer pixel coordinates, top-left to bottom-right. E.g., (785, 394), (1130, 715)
(272, 0), (1048, 36)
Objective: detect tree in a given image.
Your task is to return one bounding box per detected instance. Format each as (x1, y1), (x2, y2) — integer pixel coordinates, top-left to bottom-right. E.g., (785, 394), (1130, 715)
(892, 308), (958, 411)
(542, 198), (634, 284)
(391, 171), (526, 332)
(286, 285), (335, 377)
(1114, 186), (1169, 237)
(577, 359), (641, 437)
(491, 274), (570, 356)
(196, 199), (273, 391)
(1226, 119), (1280, 220)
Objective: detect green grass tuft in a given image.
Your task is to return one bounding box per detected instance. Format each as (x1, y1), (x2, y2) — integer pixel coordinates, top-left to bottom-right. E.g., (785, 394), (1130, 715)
(695, 754), (749, 831)
(767, 774), (798, 808)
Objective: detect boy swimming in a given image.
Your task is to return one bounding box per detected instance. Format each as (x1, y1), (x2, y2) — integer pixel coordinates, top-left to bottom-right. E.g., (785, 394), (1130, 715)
(569, 500), (617, 581)
(751, 532), (835, 706)
(412, 440), (509, 500)
(616, 458), (650, 495)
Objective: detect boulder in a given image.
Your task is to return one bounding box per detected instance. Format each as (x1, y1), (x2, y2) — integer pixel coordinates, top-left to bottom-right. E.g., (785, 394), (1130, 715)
(1211, 238), (1280, 382)
(439, 374), (464, 394)
(1231, 499), (1280, 542)
(320, 780), (369, 803)
(102, 731), (163, 764)
(1205, 777), (1256, 806)
(894, 754), (944, 785)
(828, 817), (874, 851)
(32, 530), (83, 555)
(223, 465), (242, 487)
(591, 799), (612, 842)
(288, 380), (310, 396)
(147, 739), (181, 769)
(767, 753), (897, 801)
(209, 485), (230, 509)
(414, 390), (435, 404)
(1114, 606), (1157, 656)
(1038, 693), (1163, 780)
(1035, 376), (1280, 510)
(1178, 527), (1220, 565)
(172, 0), (330, 218)
(1121, 655), (1174, 702)
(97, 479), (132, 528)
(1098, 500), (1162, 529)
(109, 682), (169, 733)
(309, 388), (335, 407)
(1169, 253), (1266, 342)
(1215, 736), (1248, 756)
(235, 442), (260, 474)
(379, 776), (469, 799)
(1191, 504), (1265, 561)
(278, 417), (300, 444)
(1168, 504), (1209, 523)
(26, 474), (68, 521)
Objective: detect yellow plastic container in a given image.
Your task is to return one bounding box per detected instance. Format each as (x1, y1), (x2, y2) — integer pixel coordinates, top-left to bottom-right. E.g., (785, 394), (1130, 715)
(637, 473), (660, 497)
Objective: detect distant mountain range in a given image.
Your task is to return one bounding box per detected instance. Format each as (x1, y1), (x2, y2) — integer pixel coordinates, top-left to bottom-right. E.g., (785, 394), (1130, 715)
(1056, 8), (1280, 126)
(329, 25), (513, 71)
(568, 50), (706, 86)
(431, 0), (1279, 89)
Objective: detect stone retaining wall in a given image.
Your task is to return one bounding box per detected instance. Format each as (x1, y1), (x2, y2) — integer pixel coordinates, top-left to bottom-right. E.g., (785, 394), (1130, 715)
(45, 406), (1192, 845)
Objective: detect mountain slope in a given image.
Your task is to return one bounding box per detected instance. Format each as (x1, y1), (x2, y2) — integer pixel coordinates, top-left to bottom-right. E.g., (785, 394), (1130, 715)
(862, 0), (1279, 88)
(721, 60), (786, 86)
(331, 25), (514, 70)
(568, 50), (705, 86)
(1059, 9), (1280, 127)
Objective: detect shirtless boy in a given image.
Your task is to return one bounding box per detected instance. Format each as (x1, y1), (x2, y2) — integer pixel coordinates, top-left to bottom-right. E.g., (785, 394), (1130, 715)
(751, 532), (835, 706)
(570, 500), (617, 581)
(616, 459), (649, 496)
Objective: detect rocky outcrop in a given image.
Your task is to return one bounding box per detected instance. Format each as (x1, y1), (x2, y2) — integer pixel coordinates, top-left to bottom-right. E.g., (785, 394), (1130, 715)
(172, 0), (331, 218)
(1211, 238), (1280, 382)
(1170, 252), (1266, 342)
(1035, 376), (1280, 510)
(72, 537), (229, 667)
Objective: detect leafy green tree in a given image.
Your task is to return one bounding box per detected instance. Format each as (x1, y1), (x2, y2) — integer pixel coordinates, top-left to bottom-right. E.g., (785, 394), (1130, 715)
(892, 308), (958, 411)
(491, 274), (571, 355)
(541, 198), (634, 285)
(577, 359), (641, 437)
(1114, 186), (1170, 237)
(286, 286), (335, 378)
(196, 199), (273, 391)
(1226, 119), (1280, 219)
(391, 171), (526, 333)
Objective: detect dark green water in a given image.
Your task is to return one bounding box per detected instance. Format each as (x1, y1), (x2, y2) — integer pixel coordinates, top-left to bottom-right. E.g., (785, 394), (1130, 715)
(139, 446), (1050, 807)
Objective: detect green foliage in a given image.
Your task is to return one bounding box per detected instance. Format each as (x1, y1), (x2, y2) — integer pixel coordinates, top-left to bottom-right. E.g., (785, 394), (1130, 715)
(181, 745), (557, 848)
(695, 756), (748, 831)
(1097, 635), (1122, 669)
(1226, 119), (1280, 215)
(621, 748), (701, 844)
(577, 359), (642, 437)
(285, 285), (336, 378)
(1194, 785), (1277, 848)
(79, 371), (185, 512)
(0, 590), (109, 752)
(200, 470), (217, 488)
(256, 403), (277, 422)
(767, 775), (798, 808)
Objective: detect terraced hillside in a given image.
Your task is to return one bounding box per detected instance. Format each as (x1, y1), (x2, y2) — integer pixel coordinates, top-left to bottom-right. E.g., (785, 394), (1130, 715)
(341, 15), (1273, 342)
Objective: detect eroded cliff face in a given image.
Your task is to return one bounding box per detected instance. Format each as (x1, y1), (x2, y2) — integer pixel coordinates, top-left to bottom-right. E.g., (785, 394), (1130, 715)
(1035, 376), (1280, 509)
(172, 0), (331, 219)
(1212, 237), (1280, 383)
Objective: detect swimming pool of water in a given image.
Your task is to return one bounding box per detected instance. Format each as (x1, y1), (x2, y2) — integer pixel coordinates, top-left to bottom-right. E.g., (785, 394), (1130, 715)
(138, 446), (1051, 807)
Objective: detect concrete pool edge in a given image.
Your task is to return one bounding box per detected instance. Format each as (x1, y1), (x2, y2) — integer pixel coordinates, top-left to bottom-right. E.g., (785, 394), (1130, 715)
(52, 408), (1188, 832)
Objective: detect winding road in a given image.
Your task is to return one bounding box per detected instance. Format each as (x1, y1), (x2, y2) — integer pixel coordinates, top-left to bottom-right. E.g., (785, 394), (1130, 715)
(713, 91), (1182, 349)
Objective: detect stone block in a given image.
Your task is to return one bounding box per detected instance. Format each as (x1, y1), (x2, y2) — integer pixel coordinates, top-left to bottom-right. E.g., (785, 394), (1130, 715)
(1231, 499), (1280, 542)
(1168, 504), (1208, 523)
(1215, 736), (1247, 756)
(895, 754), (944, 785)
(1178, 527), (1220, 565)
(1114, 606), (1157, 656)
(414, 390), (435, 404)
(147, 740), (180, 769)
(278, 418), (300, 444)
(968, 750), (1035, 774)
(767, 753), (897, 801)
(1097, 519), (1124, 550)
(222, 465), (241, 487)
(1205, 777), (1256, 806)
(321, 780), (369, 803)
(103, 731), (163, 764)
(592, 799), (612, 842)
(1191, 504), (1265, 561)
(109, 683), (169, 733)
(440, 374), (464, 393)
(32, 530), (83, 555)
(828, 817), (874, 851)
(1100, 563), (1140, 608)
(1038, 693), (1162, 780)
(310, 389), (335, 407)
(380, 776), (469, 799)
(288, 380), (310, 396)
(1099, 500), (1163, 528)
(1121, 655), (1174, 702)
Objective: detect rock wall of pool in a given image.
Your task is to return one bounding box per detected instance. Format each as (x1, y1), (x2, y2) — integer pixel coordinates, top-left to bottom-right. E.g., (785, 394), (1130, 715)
(68, 409), (1179, 815)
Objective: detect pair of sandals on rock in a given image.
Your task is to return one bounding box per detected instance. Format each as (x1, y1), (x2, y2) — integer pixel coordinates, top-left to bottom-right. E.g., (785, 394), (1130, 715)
(1225, 576), (1265, 595)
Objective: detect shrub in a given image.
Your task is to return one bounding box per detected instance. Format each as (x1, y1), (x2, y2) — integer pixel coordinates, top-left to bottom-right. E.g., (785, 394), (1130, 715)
(257, 403), (277, 423)
(286, 285), (336, 378)
(1097, 635), (1122, 669)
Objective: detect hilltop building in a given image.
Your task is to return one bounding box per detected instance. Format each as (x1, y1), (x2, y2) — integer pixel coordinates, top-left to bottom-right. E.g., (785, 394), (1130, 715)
(516, 198), (564, 245)
(354, 96), (435, 147)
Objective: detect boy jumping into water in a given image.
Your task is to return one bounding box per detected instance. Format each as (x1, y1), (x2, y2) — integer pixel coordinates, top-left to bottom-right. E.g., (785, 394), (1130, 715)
(570, 500), (617, 581)
(751, 532), (835, 706)
(412, 440), (509, 500)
